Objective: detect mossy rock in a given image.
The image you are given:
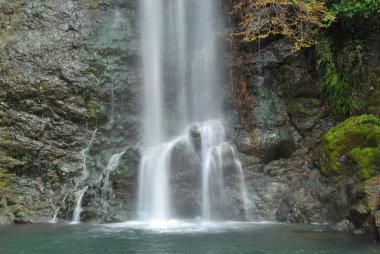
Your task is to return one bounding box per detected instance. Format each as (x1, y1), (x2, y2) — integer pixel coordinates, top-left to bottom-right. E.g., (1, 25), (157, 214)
(81, 0), (100, 10)
(0, 155), (24, 173)
(320, 114), (380, 181)
(362, 176), (380, 211)
(287, 98), (322, 130)
(0, 170), (9, 188)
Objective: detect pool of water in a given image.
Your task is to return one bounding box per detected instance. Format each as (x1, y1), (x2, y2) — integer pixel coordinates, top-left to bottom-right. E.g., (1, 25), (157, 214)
(0, 221), (379, 254)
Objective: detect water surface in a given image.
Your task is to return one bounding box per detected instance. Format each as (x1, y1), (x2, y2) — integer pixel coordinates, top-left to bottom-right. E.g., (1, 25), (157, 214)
(0, 221), (379, 254)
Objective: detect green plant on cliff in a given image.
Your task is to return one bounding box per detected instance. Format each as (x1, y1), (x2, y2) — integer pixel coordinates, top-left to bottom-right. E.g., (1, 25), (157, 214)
(326, 0), (380, 22)
(320, 114), (380, 181)
(0, 169), (9, 187)
(315, 0), (379, 117)
(316, 35), (367, 116)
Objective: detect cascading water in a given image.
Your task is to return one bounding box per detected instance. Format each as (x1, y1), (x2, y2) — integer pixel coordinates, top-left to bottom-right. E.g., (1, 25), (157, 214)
(100, 151), (126, 210)
(72, 186), (88, 224)
(70, 129), (97, 223)
(138, 0), (252, 222)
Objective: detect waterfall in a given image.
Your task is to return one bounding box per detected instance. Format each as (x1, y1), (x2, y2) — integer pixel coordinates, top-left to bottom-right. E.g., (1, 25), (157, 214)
(138, 0), (252, 222)
(70, 129), (96, 223)
(100, 151), (126, 210)
(72, 186), (89, 224)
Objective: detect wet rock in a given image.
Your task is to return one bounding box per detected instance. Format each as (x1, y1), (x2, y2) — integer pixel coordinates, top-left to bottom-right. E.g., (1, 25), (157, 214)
(349, 203), (370, 227)
(0, 214), (12, 225)
(374, 211), (380, 236)
(189, 123), (202, 152)
(276, 198), (292, 222)
(0, 0), (140, 223)
(235, 129), (255, 155)
(251, 40), (293, 68)
(253, 128), (295, 163)
(170, 139), (202, 218)
(240, 154), (261, 168)
(0, 197), (7, 208)
(263, 160), (287, 177)
(13, 210), (33, 224)
(287, 98), (322, 131)
(244, 158), (349, 223)
(331, 220), (355, 232)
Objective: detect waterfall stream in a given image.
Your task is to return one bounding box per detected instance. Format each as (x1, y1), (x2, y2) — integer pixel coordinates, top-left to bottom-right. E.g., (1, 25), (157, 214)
(70, 129), (97, 223)
(138, 0), (252, 222)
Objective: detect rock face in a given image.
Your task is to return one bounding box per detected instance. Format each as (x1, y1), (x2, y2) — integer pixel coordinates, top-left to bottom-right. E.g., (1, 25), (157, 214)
(228, 34), (344, 224)
(0, 0), (140, 223)
(229, 15), (380, 237)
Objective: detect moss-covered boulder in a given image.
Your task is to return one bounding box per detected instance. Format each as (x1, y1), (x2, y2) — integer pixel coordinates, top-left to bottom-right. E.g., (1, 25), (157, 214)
(320, 114), (380, 181)
(320, 115), (380, 236)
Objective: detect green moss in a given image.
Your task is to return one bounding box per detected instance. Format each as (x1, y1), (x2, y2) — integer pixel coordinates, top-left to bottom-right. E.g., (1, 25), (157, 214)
(320, 114), (380, 181)
(287, 98), (321, 117)
(348, 147), (379, 179)
(81, 0), (100, 10)
(113, 169), (129, 181)
(0, 170), (9, 187)
(86, 100), (98, 119)
(0, 155), (11, 187)
(0, 152), (26, 176)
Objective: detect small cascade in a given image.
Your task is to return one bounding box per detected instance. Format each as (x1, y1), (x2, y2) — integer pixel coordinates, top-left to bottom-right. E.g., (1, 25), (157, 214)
(50, 192), (68, 223)
(107, 80), (115, 130)
(138, 120), (252, 221)
(100, 151), (126, 209)
(76, 129), (97, 188)
(72, 186), (89, 224)
(198, 120), (253, 220)
(70, 129), (97, 223)
(235, 159), (254, 221)
(138, 138), (182, 220)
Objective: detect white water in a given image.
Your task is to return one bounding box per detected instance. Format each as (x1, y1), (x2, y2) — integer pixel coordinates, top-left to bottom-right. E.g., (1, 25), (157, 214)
(138, 139), (180, 220)
(76, 129), (97, 188)
(138, 0), (252, 222)
(72, 186), (89, 224)
(101, 151), (126, 209)
(105, 220), (277, 233)
(50, 192), (68, 223)
(70, 129), (97, 223)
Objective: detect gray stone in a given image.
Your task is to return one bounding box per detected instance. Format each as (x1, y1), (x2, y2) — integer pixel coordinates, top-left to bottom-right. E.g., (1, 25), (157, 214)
(0, 214), (11, 225)
(331, 220), (355, 232)
(253, 128), (295, 163)
(0, 197), (7, 208)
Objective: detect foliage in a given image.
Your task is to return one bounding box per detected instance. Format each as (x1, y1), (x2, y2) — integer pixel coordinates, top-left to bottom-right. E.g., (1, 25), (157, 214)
(316, 34), (368, 116)
(326, 0), (380, 22)
(320, 114), (380, 181)
(231, 0), (334, 50)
